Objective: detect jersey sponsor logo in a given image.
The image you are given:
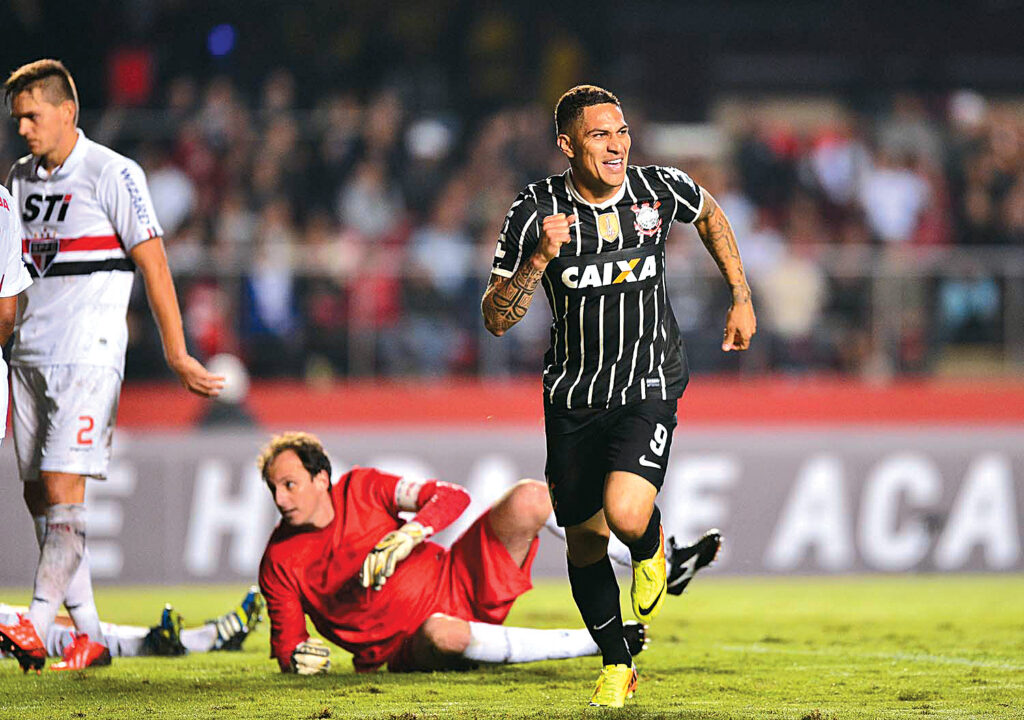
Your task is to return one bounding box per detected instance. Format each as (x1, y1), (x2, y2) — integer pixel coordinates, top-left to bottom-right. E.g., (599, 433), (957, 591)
(631, 201), (662, 237)
(596, 212), (620, 243)
(28, 232), (59, 276)
(561, 254), (657, 290)
(119, 167), (152, 225)
(22, 193), (72, 223)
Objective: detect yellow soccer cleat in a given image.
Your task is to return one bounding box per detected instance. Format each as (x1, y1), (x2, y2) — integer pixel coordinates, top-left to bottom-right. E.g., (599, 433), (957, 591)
(589, 663), (639, 708)
(630, 526), (667, 622)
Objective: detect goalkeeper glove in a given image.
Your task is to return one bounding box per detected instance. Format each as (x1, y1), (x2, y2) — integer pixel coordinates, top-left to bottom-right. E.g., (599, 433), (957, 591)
(360, 521), (428, 590)
(290, 638), (331, 675)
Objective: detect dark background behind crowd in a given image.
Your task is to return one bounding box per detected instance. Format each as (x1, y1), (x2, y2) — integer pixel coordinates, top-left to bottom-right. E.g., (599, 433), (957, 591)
(2, 0), (1022, 381)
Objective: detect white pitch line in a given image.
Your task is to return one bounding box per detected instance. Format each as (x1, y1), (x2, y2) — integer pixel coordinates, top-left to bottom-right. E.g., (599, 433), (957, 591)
(717, 644), (1024, 671)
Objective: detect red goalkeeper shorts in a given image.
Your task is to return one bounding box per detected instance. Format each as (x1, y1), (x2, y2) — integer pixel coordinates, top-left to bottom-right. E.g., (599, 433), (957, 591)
(387, 509), (538, 670)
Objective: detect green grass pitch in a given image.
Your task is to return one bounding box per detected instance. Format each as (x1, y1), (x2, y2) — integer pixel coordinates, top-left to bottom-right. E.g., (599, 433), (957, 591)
(1, 576), (1022, 719)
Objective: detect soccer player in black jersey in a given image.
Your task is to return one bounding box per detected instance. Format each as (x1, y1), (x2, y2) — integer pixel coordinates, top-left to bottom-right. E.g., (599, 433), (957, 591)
(482, 85), (756, 707)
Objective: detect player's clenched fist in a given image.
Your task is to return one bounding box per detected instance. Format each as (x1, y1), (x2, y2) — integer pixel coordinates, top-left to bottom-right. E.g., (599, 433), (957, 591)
(360, 522), (428, 590)
(535, 213), (577, 264)
(290, 638), (331, 675)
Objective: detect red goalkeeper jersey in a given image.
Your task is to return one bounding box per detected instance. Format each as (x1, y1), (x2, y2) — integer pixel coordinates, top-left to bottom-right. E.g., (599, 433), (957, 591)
(258, 467), (467, 671)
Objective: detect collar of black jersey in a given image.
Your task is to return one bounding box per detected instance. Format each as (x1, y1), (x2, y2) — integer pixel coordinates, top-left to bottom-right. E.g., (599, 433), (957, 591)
(565, 168), (628, 210)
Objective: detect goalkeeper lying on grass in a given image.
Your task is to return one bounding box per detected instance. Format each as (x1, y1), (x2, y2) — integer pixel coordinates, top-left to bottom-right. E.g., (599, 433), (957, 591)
(258, 432), (721, 675)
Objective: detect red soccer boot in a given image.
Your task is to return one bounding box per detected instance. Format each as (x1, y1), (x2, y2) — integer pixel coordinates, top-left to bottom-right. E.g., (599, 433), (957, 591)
(0, 614), (46, 673)
(50, 633), (111, 671)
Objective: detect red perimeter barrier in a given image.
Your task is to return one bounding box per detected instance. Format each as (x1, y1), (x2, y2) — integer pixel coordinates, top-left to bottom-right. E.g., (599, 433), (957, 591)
(118, 377), (1024, 429)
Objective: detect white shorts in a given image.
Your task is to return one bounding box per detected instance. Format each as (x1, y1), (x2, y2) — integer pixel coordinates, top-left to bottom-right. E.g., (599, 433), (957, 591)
(11, 365), (122, 481)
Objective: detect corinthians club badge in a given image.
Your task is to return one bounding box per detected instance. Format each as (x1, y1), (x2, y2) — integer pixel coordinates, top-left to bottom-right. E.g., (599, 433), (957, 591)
(631, 201), (662, 237)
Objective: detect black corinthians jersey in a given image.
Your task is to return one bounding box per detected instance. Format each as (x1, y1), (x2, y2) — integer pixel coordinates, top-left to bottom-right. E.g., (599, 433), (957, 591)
(491, 165), (704, 411)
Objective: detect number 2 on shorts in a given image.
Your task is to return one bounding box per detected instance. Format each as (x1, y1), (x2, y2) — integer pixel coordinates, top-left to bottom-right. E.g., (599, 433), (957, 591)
(77, 415), (94, 446)
(649, 423), (668, 457)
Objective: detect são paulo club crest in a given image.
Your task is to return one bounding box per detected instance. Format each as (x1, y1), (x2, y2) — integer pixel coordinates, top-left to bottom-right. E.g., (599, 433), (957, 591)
(631, 201), (662, 237)
(28, 231), (59, 276)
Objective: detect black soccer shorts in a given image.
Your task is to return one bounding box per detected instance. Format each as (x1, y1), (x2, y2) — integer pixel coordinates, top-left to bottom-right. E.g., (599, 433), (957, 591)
(544, 398), (678, 527)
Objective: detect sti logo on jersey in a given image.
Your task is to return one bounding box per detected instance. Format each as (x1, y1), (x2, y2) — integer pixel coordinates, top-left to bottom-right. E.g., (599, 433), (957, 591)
(631, 201), (662, 237)
(561, 255), (657, 289)
(23, 193), (73, 223)
(28, 233), (59, 276)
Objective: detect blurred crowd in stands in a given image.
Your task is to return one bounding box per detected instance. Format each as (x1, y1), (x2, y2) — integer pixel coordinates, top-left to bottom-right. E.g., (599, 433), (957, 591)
(1, 70), (1021, 380)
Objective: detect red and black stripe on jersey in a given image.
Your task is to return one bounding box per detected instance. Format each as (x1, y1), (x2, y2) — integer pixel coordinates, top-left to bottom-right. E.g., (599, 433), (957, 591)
(493, 165), (704, 411)
(25, 258), (135, 278)
(22, 234), (135, 278)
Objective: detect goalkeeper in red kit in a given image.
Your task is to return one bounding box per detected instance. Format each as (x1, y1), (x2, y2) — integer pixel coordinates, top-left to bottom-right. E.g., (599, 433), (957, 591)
(258, 432), (718, 674)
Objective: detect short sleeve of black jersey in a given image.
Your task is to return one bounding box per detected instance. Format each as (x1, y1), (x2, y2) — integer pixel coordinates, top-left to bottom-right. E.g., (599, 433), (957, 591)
(654, 166), (704, 224)
(491, 190), (539, 278)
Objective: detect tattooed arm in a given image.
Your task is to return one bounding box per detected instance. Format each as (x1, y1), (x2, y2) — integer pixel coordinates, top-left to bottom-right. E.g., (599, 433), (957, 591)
(482, 260), (546, 336)
(482, 212), (576, 337)
(692, 188), (757, 351)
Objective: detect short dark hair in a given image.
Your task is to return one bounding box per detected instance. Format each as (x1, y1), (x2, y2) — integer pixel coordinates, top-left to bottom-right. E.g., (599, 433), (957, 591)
(4, 59), (79, 122)
(554, 84), (620, 137)
(257, 431), (333, 486)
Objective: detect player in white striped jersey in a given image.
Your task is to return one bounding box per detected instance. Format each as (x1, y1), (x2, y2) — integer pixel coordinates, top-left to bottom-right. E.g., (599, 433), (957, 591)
(0, 184), (33, 444)
(0, 59), (223, 673)
(482, 85), (755, 707)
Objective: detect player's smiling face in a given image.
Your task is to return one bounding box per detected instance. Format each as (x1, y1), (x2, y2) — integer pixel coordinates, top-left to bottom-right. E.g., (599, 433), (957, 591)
(11, 87), (75, 163)
(559, 103), (630, 202)
(264, 450), (333, 529)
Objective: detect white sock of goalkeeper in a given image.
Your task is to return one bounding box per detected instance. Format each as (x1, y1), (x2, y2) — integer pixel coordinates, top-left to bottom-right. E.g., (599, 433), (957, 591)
(463, 622), (601, 664)
(32, 513), (105, 645)
(28, 504), (87, 638)
(543, 513), (633, 568)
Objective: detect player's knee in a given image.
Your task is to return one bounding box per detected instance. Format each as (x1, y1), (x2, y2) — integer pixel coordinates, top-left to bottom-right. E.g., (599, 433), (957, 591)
(421, 615), (471, 656)
(40, 473), (87, 506)
(604, 503), (651, 543)
(505, 479), (552, 529)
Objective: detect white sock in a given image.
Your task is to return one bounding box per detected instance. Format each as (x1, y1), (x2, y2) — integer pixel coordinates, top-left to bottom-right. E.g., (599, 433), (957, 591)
(28, 504), (86, 637)
(543, 512), (634, 568)
(463, 622), (600, 664)
(64, 550), (105, 645)
(180, 624), (219, 653)
(32, 510), (105, 644)
(97, 619), (148, 657)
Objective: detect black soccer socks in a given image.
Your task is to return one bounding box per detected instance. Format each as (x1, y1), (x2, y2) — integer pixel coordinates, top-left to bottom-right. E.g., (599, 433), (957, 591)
(626, 505), (662, 562)
(567, 554), (631, 666)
